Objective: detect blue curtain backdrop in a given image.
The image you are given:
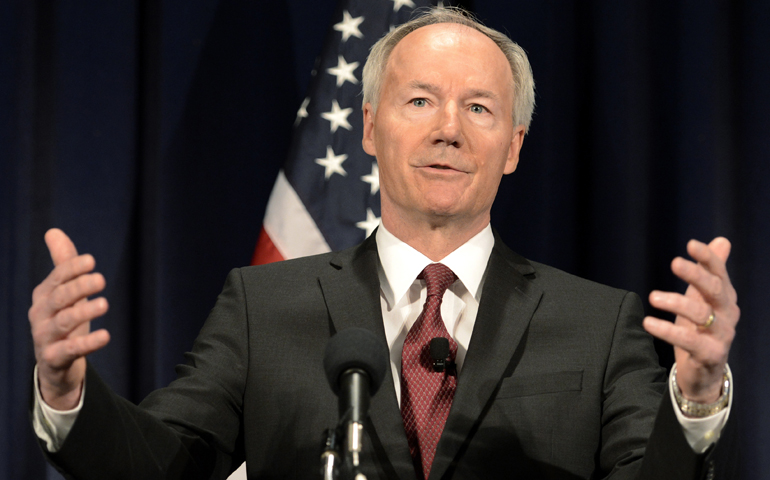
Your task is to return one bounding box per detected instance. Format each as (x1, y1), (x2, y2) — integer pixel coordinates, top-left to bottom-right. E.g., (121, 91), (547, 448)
(1, 0), (767, 478)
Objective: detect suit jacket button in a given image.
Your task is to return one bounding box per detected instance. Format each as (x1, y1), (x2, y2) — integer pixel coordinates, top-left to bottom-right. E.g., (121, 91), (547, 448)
(705, 460), (715, 480)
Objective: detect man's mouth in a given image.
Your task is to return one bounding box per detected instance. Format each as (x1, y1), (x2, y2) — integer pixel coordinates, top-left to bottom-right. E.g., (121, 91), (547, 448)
(415, 159), (467, 173)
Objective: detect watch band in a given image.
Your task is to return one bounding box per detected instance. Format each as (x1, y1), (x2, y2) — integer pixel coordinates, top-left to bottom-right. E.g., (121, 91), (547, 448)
(671, 365), (730, 418)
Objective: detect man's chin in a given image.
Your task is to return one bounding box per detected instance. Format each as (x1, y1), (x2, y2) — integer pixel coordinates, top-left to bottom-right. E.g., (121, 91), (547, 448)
(420, 204), (471, 226)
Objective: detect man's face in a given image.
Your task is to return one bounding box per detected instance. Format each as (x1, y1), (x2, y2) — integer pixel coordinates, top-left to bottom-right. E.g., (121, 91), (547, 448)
(363, 23), (525, 231)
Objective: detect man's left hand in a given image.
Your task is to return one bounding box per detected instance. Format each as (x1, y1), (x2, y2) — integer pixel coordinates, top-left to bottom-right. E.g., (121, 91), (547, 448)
(643, 237), (739, 404)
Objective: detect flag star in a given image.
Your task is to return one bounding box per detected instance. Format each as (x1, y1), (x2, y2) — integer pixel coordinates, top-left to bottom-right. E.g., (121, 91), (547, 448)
(333, 10), (364, 42)
(294, 97), (310, 126)
(315, 146), (348, 179)
(321, 99), (353, 133)
(391, 0), (416, 12)
(361, 162), (379, 195)
(327, 56), (360, 87)
(356, 208), (380, 237)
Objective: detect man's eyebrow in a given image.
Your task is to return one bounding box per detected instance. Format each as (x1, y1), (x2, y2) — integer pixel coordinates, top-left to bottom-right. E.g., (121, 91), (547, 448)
(467, 89), (500, 102)
(406, 81), (441, 95)
(405, 81), (500, 102)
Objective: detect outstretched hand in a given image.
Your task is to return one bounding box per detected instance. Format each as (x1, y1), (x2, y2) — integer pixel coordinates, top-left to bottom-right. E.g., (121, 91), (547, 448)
(28, 228), (111, 410)
(643, 237), (739, 405)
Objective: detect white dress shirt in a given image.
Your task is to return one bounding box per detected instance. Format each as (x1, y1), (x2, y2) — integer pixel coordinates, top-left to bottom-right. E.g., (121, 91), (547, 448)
(34, 222), (730, 455)
(376, 223), (494, 404)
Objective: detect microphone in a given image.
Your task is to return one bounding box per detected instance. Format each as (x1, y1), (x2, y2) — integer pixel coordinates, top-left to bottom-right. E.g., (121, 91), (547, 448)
(323, 328), (389, 479)
(430, 337), (455, 374)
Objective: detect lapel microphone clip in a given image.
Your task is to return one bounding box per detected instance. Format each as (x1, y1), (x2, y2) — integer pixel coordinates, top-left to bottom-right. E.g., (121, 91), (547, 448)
(429, 337), (456, 374)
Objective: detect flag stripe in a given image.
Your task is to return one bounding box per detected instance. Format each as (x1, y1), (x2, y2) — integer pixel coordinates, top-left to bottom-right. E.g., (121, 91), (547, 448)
(250, 228), (285, 266)
(262, 169), (330, 261)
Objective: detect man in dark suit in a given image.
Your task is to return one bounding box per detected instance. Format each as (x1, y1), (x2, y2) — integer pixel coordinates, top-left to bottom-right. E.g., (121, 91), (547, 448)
(29, 8), (738, 480)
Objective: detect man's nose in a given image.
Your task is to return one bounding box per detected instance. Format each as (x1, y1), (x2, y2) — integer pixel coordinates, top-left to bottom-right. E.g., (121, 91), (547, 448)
(430, 101), (464, 148)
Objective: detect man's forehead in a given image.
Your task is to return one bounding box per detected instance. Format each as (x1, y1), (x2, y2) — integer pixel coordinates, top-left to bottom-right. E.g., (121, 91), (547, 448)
(382, 22), (513, 98)
(392, 22), (502, 60)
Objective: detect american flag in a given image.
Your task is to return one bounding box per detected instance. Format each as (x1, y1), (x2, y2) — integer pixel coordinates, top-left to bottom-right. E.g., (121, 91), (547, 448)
(252, 0), (453, 265)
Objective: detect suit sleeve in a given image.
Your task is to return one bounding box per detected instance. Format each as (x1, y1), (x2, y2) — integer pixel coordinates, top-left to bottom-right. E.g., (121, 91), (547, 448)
(600, 292), (726, 480)
(42, 268), (250, 480)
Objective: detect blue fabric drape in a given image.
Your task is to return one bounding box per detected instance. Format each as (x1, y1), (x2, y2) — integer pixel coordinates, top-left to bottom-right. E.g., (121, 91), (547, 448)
(2, 1), (767, 478)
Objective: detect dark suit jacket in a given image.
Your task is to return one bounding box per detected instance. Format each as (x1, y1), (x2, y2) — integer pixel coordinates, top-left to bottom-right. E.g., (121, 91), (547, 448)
(45, 233), (722, 479)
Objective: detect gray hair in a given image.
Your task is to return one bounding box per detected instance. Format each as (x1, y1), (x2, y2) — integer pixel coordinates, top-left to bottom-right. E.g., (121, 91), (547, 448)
(361, 7), (536, 132)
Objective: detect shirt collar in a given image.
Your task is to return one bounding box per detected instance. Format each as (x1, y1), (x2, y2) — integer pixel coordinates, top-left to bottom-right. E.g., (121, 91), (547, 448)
(375, 223), (495, 309)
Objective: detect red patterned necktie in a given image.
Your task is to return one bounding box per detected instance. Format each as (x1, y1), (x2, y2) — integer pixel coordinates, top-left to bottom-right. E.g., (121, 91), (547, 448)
(401, 263), (458, 480)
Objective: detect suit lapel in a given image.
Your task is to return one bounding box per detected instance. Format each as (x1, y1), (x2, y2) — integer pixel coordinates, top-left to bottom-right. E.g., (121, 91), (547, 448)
(318, 234), (416, 479)
(430, 235), (543, 480)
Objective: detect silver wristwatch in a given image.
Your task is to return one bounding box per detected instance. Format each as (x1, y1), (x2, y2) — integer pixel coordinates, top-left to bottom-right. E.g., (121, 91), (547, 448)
(671, 365), (730, 418)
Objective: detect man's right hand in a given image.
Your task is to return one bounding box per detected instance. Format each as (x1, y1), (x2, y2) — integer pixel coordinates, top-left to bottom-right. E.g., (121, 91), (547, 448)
(29, 228), (111, 410)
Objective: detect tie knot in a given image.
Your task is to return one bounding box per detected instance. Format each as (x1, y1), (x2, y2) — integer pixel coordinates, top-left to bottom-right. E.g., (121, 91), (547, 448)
(419, 263), (457, 298)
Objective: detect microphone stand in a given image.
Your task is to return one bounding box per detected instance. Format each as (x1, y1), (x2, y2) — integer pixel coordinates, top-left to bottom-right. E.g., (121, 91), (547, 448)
(321, 428), (341, 480)
(344, 419), (366, 480)
(320, 420), (367, 480)
(320, 369), (370, 480)
(341, 368), (369, 480)
(321, 328), (388, 480)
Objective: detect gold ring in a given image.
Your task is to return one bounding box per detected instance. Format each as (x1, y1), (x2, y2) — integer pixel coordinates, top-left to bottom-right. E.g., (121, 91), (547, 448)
(703, 312), (716, 328)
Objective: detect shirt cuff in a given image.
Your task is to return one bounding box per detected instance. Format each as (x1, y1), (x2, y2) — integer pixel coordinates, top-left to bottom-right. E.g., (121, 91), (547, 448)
(31, 365), (85, 452)
(669, 363), (733, 454)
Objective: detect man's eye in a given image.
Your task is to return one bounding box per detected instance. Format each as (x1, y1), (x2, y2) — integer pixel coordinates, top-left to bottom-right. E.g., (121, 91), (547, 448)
(412, 99), (427, 107)
(470, 104), (486, 114)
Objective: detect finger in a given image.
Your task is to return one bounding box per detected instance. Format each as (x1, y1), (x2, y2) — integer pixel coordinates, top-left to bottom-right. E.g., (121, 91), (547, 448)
(643, 317), (727, 364)
(38, 272), (106, 319)
(647, 316), (731, 367)
(648, 290), (712, 327)
(46, 297), (109, 342)
(643, 317), (699, 352)
(31, 254), (97, 305)
(40, 329), (111, 369)
(671, 256), (732, 309)
(704, 237), (731, 263)
(699, 238), (738, 304)
(45, 228), (79, 267)
(686, 238), (731, 282)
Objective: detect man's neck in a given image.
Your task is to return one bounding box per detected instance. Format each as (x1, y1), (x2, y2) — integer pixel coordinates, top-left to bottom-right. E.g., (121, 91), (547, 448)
(380, 214), (490, 261)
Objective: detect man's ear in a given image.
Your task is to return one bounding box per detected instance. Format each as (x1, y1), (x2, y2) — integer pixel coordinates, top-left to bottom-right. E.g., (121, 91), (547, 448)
(504, 124), (526, 175)
(362, 103), (377, 156)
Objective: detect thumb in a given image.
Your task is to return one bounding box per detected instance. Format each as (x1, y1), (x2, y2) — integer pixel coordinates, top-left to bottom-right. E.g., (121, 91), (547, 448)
(44, 228), (79, 267)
